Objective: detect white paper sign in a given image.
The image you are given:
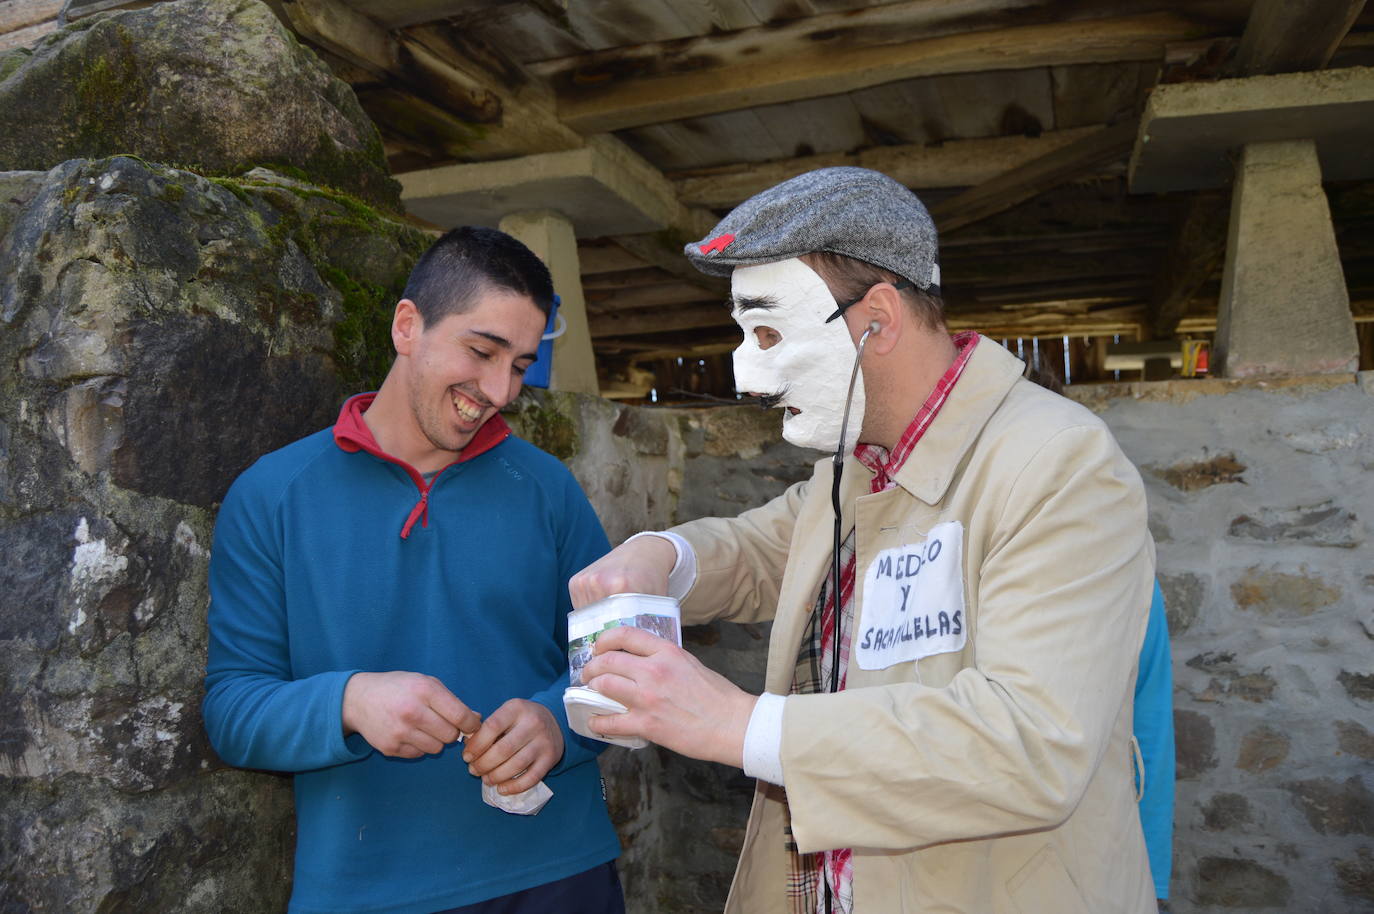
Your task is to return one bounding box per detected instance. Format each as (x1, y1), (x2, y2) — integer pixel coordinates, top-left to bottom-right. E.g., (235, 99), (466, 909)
(855, 520), (967, 671)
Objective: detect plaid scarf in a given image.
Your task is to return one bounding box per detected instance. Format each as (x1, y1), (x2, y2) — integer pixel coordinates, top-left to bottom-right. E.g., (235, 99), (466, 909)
(783, 333), (979, 914)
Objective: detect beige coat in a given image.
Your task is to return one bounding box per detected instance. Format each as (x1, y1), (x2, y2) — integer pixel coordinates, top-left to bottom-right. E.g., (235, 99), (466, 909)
(673, 339), (1156, 914)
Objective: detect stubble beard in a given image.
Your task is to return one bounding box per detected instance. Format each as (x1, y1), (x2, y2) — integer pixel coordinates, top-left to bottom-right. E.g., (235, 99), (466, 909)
(410, 378), (483, 458)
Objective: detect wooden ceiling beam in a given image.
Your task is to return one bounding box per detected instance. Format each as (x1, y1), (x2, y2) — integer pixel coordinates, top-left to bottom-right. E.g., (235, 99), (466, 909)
(590, 296), (1361, 360)
(1146, 191), (1228, 339)
(0, 0), (62, 32)
(942, 247), (1160, 289)
(298, 0), (729, 299)
(587, 281), (716, 314)
(535, 12), (1215, 133)
(592, 301), (1153, 342)
(577, 242), (649, 274)
(671, 127), (1103, 208)
(608, 205), (730, 302)
(1231, 0), (1368, 75)
(355, 86), (487, 161)
(0, 19), (56, 50)
(583, 267), (675, 292)
(602, 340), (741, 363)
(589, 299), (1245, 346)
(953, 276), (1151, 305)
(590, 303), (734, 338)
(938, 226), (1172, 253)
(930, 120), (1139, 234)
(945, 302), (1148, 337)
(280, 0), (583, 159)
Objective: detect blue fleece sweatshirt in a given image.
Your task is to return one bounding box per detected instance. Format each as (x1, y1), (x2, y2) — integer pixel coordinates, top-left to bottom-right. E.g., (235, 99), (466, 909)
(203, 396), (619, 914)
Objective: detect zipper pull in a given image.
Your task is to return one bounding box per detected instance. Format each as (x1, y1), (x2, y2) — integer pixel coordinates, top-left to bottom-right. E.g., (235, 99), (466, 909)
(401, 487), (430, 539)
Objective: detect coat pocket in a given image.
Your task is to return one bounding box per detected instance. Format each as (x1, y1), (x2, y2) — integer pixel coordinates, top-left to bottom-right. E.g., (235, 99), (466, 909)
(1007, 845), (1090, 914)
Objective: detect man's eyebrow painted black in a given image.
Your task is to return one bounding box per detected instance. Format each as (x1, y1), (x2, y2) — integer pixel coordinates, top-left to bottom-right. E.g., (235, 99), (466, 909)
(731, 295), (778, 312)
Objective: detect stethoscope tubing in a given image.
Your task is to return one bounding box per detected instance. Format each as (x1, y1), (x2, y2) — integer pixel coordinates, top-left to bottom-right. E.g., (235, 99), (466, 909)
(820, 322), (875, 912)
(826, 323), (876, 694)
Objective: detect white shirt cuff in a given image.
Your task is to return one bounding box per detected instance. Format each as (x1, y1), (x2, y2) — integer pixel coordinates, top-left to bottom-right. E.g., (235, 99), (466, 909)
(623, 530), (697, 601)
(742, 692), (786, 786)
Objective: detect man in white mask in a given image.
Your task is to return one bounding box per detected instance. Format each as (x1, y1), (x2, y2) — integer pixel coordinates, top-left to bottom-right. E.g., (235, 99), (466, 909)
(729, 257), (867, 453)
(570, 167), (1157, 914)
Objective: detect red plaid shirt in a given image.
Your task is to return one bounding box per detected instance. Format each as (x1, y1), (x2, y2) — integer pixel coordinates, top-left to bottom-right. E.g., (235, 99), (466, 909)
(800, 331), (979, 914)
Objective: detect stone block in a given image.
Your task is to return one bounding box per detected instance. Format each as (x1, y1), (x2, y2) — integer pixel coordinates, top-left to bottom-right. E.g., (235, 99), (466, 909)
(1159, 571), (1205, 634)
(0, 169), (44, 239)
(506, 391), (580, 462)
(611, 404), (670, 456)
(1338, 670), (1374, 704)
(700, 405), (790, 459)
(1334, 847), (1374, 905)
(1236, 725), (1291, 773)
(1202, 792), (1254, 831)
(0, 511), (80, 650)
(0, 0), (399, 211)
(1231, 566), (1342, 617)
(1175, 709), (1218, 779)
(1286, 776), (1374, 836)
(1195, 856), (1292, 908)
(1280, 419), (1365, 455)
(1337, 721), (1374, 760)
(1147, 453), (1246, 492)
(1187, 651), (1278, 703)
(1228, 500), (1362, 548)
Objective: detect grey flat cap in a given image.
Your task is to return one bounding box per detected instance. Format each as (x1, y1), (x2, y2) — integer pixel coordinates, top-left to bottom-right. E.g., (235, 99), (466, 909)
(684, 166), (940, 291)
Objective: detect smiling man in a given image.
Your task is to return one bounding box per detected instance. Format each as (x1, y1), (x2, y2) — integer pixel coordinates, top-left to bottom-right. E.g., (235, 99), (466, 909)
(570, 168), (1157, 913)
(204, 227), (623, 914)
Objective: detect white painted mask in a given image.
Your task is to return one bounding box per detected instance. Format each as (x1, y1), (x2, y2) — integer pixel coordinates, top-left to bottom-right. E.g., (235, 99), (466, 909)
(730, 258), (865, 453)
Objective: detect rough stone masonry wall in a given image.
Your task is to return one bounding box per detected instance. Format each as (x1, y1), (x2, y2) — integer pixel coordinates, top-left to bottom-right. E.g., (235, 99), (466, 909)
(0, 156), (428, 912)
(514, 372), (1374, 914)
(0, 2), (427, 908)
(1072, 374), (1374, 913)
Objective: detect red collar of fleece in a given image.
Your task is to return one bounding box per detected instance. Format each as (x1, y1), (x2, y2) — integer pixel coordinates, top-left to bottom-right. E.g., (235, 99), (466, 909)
(332, 392), (511, 537)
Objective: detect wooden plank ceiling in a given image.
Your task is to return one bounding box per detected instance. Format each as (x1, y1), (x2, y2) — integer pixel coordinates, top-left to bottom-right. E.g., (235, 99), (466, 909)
(18, 0), (1371, 389)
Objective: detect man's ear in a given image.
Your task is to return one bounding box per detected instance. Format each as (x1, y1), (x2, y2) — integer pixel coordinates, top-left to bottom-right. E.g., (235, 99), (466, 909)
(858, 283), (904, 356)
(392, 299), (423, 357)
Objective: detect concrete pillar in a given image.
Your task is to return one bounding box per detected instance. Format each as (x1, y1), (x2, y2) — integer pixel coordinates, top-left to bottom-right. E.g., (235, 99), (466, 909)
(499, 210), (600, 395)
(1214, 140), (1358, 378)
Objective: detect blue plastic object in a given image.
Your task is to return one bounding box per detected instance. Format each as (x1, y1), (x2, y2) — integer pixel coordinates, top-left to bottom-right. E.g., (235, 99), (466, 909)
(524, 294), (562, 389)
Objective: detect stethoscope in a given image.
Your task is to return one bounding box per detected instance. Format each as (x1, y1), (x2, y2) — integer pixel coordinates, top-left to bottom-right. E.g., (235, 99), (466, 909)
(818, 318), (878, 914)
(825, 319), (879, 694)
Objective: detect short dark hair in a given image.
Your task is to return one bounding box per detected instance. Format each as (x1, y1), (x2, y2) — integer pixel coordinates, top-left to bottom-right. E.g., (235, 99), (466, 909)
(403, 226), (554, 327)
(800, 251), (944, 330)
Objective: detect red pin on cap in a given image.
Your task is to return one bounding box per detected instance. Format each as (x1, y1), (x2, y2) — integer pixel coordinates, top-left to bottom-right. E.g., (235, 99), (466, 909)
(699, 233), (735, 255)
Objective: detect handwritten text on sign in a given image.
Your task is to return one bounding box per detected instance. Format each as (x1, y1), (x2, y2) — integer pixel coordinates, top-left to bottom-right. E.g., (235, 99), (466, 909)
(856, 520), (967, 671)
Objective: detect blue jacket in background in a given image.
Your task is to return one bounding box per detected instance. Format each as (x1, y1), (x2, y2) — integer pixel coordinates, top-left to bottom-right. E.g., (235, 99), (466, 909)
(1135, 581), (1175, 900)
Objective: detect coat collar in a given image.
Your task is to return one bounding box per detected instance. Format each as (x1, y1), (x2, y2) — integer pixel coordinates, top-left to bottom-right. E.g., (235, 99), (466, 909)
(889, 336), (1025, 505)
